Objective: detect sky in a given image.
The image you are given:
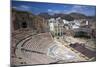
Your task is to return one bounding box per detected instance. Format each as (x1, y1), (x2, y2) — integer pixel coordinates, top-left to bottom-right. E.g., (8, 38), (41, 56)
(12, 1), (96, 16)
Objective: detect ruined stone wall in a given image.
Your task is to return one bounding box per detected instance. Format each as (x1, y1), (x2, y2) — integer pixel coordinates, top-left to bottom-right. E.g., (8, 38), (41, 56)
(11, 9), (49, 33)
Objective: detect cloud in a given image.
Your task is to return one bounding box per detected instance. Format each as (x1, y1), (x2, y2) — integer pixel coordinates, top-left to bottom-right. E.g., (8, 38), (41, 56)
(20, 5), (30, 10)
(63, 5), (87, 14)
(13, 5), (31, 11)
(54, 10), (61, 13)
(47, 9), (61, 14)
(12, 6), (17, 9)
(48, 9), (53, 12)
(71, 5), (83, 12)
(72, 5), (83, 9)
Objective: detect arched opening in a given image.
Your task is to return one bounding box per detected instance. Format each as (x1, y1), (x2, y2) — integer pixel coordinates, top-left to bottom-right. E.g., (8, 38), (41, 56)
(21, 22), (27, 28)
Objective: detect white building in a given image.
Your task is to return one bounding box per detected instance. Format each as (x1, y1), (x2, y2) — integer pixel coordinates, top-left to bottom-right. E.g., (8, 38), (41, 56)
(48, 18), (56, 32)
(48, 17), (64, 36)
(71, 20), (80, 29)
(63, 20), (81, 30)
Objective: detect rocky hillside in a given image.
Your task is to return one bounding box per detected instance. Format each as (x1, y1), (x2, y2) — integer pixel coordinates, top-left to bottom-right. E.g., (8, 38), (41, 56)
(38, 12), (96, 21)
(12, 9), (49, 33)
